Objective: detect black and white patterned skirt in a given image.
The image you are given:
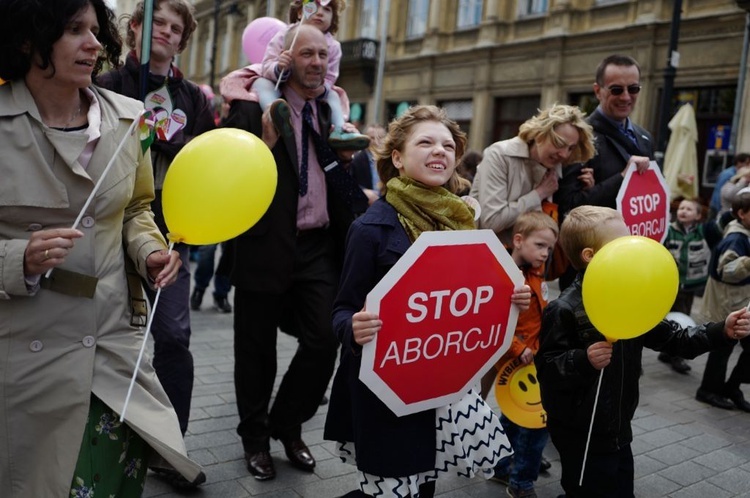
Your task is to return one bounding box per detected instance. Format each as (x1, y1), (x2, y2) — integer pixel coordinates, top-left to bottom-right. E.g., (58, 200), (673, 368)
(337, 390), (512, 497)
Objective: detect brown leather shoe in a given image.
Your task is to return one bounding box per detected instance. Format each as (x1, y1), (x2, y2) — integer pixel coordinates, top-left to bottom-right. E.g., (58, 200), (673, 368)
(244, 450), (276, 480)
(281, 438), (315, 471)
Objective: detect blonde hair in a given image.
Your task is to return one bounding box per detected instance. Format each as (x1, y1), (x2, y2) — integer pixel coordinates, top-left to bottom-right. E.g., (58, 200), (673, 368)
(560, 206), (623, 270)
(518, 104), (596, 165)
(513, 211), (559, 239)
(376, 105), (469, 195)
(678, 197), (704, 220)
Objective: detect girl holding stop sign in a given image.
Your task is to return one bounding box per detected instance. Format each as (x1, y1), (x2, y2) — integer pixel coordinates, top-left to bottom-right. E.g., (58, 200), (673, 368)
(324, 105), (531, 497)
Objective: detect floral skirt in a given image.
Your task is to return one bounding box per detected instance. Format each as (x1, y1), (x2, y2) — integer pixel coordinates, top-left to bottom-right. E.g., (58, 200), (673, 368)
(337, 390), (512, 497)
(69, 395), (150, 498)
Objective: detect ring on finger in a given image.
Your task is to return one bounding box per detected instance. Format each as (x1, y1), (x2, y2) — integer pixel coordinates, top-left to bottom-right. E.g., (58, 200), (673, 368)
(44, 249), (49, 260)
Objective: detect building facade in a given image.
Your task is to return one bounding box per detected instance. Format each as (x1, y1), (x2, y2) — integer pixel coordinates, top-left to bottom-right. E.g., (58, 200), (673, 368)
(172, 0), (749, 199)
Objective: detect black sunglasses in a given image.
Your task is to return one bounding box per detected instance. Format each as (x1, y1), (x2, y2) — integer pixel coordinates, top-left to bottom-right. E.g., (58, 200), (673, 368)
(606, 84), (641, 96)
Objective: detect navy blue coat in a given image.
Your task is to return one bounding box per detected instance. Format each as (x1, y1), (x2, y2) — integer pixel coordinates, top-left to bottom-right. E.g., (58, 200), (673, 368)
(324, 199), (437, 477)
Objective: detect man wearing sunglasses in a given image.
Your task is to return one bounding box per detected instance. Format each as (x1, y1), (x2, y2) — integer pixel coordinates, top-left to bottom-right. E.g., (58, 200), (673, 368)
(556, 55), (693, 374)
(557, 54), (653, 216)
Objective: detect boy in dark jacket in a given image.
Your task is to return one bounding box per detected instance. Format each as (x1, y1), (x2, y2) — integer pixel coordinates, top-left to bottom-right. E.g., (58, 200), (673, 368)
(536, 205), (750, 498)
(697, 188), (750, 411)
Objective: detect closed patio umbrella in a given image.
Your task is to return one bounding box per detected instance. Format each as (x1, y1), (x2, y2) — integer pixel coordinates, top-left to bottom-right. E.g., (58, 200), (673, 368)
(663, 103), (699, 200)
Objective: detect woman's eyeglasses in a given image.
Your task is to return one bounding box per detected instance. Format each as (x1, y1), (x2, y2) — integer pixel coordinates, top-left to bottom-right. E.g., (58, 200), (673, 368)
(606, 84), (642, 96)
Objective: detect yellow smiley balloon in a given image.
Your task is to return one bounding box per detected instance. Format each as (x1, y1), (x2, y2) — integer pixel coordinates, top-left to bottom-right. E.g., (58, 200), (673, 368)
(495, 357), (547, 429)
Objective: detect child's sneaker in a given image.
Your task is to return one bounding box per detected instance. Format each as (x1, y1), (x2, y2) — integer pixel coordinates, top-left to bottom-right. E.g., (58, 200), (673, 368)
(328, 129), (370, 151)
(269, 99), (293, 139)
(507, 486), (537, 498)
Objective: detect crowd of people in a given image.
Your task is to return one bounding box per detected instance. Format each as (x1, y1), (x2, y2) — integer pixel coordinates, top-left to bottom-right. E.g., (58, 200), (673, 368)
(1, 0), (750, 497)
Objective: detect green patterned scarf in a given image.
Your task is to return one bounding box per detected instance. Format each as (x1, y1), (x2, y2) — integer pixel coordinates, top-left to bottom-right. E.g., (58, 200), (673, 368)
(385, 176), (476, 242)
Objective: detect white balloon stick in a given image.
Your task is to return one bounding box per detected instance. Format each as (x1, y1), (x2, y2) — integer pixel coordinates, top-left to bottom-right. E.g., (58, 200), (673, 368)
(579, 367), (605, 487)
(44, 111), (146, 278)
(120, 241), (174, 423)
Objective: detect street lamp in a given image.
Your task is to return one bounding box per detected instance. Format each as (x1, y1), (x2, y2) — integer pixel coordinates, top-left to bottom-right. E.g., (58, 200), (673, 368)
(373, 0), (390, 124)
(656, 0), (683, 155)
(209, 0), (221, 89)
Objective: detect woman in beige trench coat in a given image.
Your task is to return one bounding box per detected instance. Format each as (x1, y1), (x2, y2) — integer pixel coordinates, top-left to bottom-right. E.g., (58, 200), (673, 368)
(0, 0), (203, 496)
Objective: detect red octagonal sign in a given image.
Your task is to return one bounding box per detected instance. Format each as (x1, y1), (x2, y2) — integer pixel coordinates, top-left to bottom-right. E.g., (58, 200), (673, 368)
(361, 230), (524, 416)
(616, 162), (670, 244)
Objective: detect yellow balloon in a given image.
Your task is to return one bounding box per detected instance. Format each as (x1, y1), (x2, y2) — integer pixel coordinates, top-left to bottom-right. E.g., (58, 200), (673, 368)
(162, 128), (277, 245)
(582, 236), (678, 341)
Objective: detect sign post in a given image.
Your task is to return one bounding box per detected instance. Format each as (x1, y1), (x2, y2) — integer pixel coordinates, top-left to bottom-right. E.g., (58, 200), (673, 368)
(616, 161), (671, 244)
(360, 230), (524, 417)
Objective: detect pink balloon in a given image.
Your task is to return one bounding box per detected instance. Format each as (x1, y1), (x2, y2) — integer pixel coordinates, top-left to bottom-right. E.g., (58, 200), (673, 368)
(242, 17), (287, 64)
(199, 84), (215, 101)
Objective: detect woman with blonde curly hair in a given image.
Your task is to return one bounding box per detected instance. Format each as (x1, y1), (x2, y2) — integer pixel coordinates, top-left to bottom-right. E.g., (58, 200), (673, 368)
(470, 104), (595, 246)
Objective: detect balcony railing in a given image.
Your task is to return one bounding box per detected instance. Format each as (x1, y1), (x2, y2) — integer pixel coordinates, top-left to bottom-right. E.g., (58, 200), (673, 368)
(340, 38), (379, 65)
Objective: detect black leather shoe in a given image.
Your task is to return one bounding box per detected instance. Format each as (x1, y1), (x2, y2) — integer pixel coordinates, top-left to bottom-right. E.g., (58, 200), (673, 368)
(190, 288), (204, 311)
(213, 295), (232, 313)
(244, 450), (276, 480)
(539, 456), (551, 473)
(696, 388), (734, 410)
(670, 356), (691, 374)
(727, 388), (750, 412)
(281, 438), (315, 471)
(150, 466), (206, 489)
(657, 352), (671, 364)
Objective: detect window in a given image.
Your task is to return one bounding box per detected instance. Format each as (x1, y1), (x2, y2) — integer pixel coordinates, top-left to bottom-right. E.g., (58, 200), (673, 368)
(518, 0), (548, 17)
(440, 100), (474, 139)
(387, 101), (418, 122)
(492, 96), (540, 142)
(406, 0), (428, 38)
(457, 0), (482, 29)
(360, 0), (379, 39)
(569, 92), (599, 116)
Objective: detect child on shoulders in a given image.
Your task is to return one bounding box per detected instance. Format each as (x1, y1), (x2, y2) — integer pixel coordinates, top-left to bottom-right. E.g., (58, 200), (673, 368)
(220, 0), (369, 150)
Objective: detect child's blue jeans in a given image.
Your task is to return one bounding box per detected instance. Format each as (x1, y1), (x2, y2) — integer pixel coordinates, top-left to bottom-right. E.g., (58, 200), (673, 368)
(494, 414), (549, 491)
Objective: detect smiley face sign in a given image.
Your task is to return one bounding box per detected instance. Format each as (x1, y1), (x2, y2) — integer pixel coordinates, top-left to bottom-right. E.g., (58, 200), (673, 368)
(494, 357), (547, 429)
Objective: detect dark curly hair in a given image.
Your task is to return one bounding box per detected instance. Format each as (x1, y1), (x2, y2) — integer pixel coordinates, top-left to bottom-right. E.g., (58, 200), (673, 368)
(0, 0), (121, 81)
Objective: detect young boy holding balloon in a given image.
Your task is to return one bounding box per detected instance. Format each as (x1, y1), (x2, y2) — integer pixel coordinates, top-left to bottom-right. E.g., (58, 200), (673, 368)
(492, 211), (559, 498)
(536, 205), (750, 498)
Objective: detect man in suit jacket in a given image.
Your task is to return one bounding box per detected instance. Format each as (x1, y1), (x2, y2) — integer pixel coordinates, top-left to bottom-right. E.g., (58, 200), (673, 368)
(222, 24), (365, 482)
(555, 55), (694, 373)
(556, 54), (653, 217)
